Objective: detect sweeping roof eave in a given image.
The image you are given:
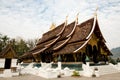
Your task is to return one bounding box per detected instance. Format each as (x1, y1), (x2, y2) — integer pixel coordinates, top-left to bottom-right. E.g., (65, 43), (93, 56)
(20, 15), (112, 59)
(30, 17), (95, 56)
(37, 22), (65, 44)
(53, 41), (86, 55)
(19, 52), (33, 60)
(94, 19), (106, 42)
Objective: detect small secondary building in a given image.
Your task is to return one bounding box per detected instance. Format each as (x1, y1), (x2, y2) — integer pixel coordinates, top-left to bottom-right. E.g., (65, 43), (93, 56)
(0, 44), (18, 71)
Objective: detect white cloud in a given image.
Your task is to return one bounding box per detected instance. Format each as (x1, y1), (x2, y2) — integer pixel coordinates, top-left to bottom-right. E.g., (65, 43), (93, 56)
(0, 0), (120, 49)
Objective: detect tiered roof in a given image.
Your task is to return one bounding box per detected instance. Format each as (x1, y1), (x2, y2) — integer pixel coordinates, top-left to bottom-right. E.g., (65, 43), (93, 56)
(20, 15), (112, 60)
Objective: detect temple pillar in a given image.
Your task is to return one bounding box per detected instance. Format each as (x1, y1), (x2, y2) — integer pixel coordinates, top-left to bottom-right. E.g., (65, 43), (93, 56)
(57, 55), (62, 70)
(58, 62), (61, 70)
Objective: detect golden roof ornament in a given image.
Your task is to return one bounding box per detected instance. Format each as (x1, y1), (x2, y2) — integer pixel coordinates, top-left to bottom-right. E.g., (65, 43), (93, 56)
(76, 12), (79, 23)
(65, 15), (68, 25)
(49, 22), (56, 30)
(94, 6), (98, 17)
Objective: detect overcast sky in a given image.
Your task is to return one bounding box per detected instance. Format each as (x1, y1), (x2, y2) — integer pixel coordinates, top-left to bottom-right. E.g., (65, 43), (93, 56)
(0, 0), (120, 49)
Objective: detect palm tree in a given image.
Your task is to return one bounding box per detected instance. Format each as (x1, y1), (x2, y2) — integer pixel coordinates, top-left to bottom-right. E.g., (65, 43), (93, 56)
(0, 33), (2, 52)
(1, 35), (9, 48)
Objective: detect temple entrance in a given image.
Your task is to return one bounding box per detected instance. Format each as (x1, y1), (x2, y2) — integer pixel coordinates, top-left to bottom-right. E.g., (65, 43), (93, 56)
(86, 44), (92, 56)
(93, 45), (99, 63)
(4, 58), (11, 69)
(41, 51), (53, 63)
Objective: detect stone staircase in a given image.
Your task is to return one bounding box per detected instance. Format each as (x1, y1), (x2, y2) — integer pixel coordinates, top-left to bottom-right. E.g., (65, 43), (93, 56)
(90, 64), (119, 75)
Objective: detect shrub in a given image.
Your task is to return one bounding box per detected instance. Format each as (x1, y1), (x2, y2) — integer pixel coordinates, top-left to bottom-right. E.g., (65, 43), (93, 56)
(72, 70), (80, 77)
(109, 58), (117, 65)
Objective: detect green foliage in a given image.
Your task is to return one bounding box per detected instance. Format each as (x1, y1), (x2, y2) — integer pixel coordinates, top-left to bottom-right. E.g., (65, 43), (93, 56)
(72, 70), (80, 76)
(0, 34), (2, 52)
(0, 34), (10, 52)
(108, 57), (117, 65)
(15, 39), (29, 56)
(116, 58), (120, 62)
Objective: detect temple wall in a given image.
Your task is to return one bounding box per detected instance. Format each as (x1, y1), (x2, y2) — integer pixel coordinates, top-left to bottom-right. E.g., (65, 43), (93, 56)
(11, 59), (17, 67)
(88, 33), (98, 47)
(0, 59), (5, 68)
(100, 48), (107, 55)
(0, 58), (17, 68)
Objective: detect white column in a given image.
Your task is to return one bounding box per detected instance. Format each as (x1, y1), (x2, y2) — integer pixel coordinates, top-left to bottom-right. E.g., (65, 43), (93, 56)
(86, 62), (90, 66)
(58, 62), (61, 70)
(57, 55), (62, 70)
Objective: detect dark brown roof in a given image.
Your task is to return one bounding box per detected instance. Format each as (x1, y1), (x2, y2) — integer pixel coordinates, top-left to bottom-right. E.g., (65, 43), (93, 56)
(20, 16), (112, 59)
(37, 23), (65, 44)
(54, 41), (86, 55)
(94, 20), (106, 42)
(19, 52), (33, 60)
(0, 44), (18, 58)
(32, 21), (76, 54)
(68, 18), (94, 43)
(33, 18), (94, 54)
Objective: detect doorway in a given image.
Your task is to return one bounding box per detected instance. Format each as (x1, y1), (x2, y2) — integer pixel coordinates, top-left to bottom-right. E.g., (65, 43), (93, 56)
(4, 58), (11, 69)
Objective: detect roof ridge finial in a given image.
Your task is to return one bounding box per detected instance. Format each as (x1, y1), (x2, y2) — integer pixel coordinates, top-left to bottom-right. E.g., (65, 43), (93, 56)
(94, 6), (98, 17)
(65, 15), (68, 25)
(76, 12), (79, 24)
(50, 22), (56, 30)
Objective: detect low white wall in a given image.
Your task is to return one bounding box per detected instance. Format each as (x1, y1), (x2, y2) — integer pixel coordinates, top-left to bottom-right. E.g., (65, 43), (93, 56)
(0, 59), (5, 68)
(0, 59), (17, 68)
(109, 63), (120, 70)
(38, 69), (60, 78)
(82, 62), (94, 77)
(11, 59), (17, 67)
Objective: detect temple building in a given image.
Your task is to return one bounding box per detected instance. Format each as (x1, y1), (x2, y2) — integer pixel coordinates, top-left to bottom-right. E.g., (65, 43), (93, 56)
(20, 14), (112, 64)
(0, 44), (18, 71)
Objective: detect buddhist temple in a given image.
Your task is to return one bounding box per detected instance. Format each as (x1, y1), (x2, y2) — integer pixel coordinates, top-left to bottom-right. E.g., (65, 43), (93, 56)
(20, 14), (112, 64)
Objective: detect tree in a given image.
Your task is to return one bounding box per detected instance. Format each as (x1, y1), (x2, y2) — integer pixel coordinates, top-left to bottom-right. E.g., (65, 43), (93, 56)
(0, 33), (39, 57)
(0, 33), (2, 52)
(15, 39), (29, 56)
(1, 35), (9, 48)
(26, 39), (38, 50)
(0, 34), (10, 52)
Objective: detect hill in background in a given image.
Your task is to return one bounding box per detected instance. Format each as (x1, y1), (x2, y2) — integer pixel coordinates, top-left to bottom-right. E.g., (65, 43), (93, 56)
(111, 47), (120, 59)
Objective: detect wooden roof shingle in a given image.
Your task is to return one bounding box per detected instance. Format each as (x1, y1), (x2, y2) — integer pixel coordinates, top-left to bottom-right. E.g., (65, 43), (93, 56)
(0, 44), (17, 58)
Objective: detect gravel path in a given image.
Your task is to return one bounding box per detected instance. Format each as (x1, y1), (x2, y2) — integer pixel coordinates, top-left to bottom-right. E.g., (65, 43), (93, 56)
(0, 72), (120, 80)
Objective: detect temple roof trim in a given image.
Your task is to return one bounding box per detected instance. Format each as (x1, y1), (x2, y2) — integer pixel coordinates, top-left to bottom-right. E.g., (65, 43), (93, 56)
(53, 36), (71, 50)
(74, 37), (91, 53)
(86, 16), (96, 39)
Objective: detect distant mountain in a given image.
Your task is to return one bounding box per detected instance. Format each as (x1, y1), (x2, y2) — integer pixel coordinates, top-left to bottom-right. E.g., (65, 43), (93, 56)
(111, 47), (120, 59)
